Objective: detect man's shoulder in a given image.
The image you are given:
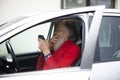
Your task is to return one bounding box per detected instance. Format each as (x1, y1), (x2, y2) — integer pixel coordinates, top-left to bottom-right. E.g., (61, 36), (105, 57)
(71, 43), (81, 50)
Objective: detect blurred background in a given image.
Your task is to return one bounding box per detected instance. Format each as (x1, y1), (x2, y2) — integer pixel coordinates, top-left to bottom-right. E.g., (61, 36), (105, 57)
(0, 0), (119, 25)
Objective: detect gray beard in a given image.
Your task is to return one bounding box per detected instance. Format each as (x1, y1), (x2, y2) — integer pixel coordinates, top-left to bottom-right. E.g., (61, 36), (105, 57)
(53, 37), (64, 51)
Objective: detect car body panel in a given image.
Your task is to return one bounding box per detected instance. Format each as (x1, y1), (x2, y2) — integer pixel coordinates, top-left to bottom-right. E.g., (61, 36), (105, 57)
(80, 6), (104, 69)
(0, 67), (90, 80)
(91, 61), (120, 80)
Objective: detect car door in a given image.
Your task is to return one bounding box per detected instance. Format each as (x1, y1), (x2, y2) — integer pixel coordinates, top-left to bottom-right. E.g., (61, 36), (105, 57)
(90, 13), (120, 80)
(0, 19), (51, 72)
(0, 5), (104, 80)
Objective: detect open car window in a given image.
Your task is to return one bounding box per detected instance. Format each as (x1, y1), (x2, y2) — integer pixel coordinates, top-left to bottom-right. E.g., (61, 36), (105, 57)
(0, 15), (83, 74)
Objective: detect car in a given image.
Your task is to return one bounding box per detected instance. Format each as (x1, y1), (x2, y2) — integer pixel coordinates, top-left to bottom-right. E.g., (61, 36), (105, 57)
(0, 5), (120, 80)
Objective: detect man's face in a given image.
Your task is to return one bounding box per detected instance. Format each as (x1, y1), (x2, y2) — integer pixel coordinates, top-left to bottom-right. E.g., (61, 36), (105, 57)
(52, 22), (69, 50)
(54, 23), (69, 40)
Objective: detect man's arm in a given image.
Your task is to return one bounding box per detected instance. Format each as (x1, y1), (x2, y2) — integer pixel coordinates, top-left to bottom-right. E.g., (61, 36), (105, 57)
(43, 46), (81, 70)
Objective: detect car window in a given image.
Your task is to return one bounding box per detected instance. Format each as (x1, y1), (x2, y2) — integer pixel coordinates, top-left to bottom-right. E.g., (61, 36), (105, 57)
(95, 16), (120, 62)
(0, 22), (50, 56)
(11, 23), (50, 55)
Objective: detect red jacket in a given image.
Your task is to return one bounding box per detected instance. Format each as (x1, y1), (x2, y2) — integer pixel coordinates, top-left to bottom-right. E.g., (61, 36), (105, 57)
(36, 40), (81, 70)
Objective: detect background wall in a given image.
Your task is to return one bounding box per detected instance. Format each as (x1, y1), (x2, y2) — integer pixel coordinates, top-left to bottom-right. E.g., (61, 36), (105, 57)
(0, 0), (61, 24)
(115, 0), (120, 9)
(0, 0), (120, 25)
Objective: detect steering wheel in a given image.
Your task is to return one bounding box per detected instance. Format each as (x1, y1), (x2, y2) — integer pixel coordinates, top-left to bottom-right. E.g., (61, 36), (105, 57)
(5, 40), (19, 72)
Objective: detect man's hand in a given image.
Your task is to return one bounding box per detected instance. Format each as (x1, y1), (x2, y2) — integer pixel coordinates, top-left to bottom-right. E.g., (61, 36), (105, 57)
(49, 35), (59, 48)
(38, 39), (50, 55)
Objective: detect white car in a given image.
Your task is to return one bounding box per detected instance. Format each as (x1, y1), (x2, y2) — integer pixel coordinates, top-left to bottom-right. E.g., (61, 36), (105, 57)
(0, 5), (120, 80)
